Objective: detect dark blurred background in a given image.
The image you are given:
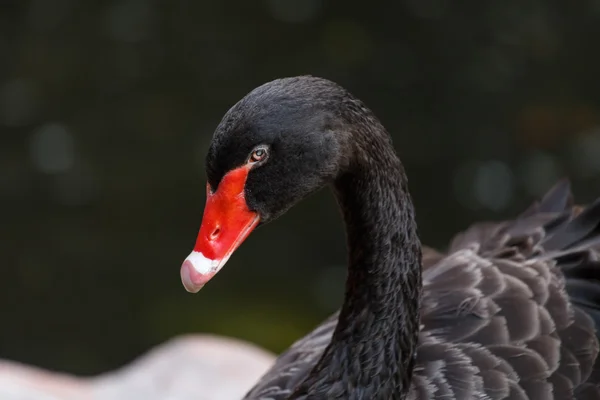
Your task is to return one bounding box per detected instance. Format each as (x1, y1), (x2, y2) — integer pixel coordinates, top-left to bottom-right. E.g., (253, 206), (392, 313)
(2, 0), (600, 375)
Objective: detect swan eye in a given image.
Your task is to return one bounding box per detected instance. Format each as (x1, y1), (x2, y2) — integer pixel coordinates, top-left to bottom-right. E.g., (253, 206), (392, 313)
(248, 147), (268, 164)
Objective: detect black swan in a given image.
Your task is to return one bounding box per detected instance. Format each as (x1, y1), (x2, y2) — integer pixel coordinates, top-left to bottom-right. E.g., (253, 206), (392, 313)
(180, 76), (600, 399)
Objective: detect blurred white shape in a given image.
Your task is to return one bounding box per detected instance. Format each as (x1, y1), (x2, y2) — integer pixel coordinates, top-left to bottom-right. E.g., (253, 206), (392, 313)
(569, 130), (600, 178)
(266, 0), (322, 24)
(312, 265), (346, 313)
(0, 79), (40, 127)
(92, 335), (275, 400)
(28, 0), (72, 31)
(473, 160), (514, 211)
(30, 123), (74, 174)
(106, 0), (154, 43)
(0, 335), (275, 400)
(519, 150), (561, 196)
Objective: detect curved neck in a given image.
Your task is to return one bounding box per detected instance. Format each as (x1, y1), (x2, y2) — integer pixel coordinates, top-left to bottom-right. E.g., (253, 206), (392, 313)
(294, 130), (422, 398)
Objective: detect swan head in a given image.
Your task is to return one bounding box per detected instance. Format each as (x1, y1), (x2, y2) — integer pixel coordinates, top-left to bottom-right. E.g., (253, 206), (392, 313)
(181, 76), (352, 293)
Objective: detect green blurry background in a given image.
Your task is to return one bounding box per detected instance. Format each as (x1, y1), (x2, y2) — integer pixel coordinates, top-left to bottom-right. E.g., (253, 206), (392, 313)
(2, 0), (600, 375)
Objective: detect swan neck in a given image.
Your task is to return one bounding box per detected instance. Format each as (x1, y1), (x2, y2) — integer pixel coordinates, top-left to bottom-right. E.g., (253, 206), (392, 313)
(296, 135), (422, 398)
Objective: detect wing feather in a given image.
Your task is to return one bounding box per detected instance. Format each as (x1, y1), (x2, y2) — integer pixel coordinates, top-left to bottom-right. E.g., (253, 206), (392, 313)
(244, 180), (600, 399)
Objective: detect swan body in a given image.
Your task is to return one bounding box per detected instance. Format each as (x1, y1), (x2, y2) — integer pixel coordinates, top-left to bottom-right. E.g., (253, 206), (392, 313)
(182, 76), (600, 399)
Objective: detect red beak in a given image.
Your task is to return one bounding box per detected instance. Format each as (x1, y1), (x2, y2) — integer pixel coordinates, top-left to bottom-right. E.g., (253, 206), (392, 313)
(180, 165), (260, 293)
